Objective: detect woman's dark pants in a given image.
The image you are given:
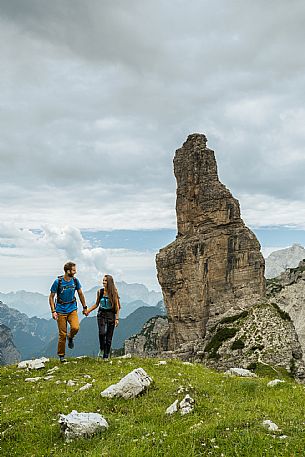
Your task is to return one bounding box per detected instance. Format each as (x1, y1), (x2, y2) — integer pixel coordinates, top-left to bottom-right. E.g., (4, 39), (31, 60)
(97, 310), (115, 358)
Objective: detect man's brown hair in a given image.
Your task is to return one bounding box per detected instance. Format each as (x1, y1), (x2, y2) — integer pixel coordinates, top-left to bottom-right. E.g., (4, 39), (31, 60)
(64, 261), (76, 273)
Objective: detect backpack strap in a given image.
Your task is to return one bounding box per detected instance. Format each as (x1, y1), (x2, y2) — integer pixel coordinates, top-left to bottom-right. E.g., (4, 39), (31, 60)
(56, 275), (77, 305)
(98, 288), (104, 301)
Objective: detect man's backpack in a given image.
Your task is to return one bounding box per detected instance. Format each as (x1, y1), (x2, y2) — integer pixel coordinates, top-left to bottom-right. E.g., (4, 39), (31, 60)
(56, 275), (77, 305)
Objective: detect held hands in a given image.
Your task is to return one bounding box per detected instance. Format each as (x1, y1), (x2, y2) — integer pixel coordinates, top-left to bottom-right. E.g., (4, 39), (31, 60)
(115, 318), (119, 327)
(83, 308), (90, 316)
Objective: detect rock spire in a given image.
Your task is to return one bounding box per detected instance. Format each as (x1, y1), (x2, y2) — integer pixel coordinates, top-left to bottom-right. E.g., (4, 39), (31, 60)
(156, 133), (265, 350)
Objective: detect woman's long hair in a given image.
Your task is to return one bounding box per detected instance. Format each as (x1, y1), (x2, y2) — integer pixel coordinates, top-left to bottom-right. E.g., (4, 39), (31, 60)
(105, 274), (119, 313)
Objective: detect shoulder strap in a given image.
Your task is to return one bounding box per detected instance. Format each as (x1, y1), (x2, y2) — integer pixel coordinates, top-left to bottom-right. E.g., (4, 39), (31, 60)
(57, 276), (63, 295)
(73, 277), (77, 288)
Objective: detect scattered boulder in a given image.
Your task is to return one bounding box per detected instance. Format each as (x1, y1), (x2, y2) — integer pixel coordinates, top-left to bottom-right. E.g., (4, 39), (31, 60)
(59, 410), (108, 441)
(79, 383), (92, 391)
(47, 366), (59, 375)
(67, 380), (77, 387)
(18, 357), (49, 370)
(101, 368), (153, 399)
(166, 394), (195, 416)
(179, 394), (195, 415)
(262, 420), (279, 432)
(225, 368), (257, 378)
(267, 379), (285, 387)
(25, 377), (42, 382)
(166, 399), (179, 415)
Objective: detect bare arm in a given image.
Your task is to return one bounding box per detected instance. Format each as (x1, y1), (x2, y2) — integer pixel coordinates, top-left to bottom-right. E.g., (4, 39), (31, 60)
(49, 292), (58, 320)
(86, 290), (100, 315)
(115, 293), (120, 326)
(77, 288), (87, 311)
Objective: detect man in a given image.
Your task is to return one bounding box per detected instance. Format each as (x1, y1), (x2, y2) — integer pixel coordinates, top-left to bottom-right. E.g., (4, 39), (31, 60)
(49, 261), (87, 363)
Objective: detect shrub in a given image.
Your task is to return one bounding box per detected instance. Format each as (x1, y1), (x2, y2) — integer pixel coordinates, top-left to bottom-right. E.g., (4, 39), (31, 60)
(231, 339), (245, 350)
(205, 327), (237, 358)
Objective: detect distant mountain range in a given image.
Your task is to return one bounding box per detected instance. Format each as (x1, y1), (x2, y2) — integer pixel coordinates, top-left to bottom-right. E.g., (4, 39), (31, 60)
(0, 298), (165, 361)
(0, 281), (162, 318)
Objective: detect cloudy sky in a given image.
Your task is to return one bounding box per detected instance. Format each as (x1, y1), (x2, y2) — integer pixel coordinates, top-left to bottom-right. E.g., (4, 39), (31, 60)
(1, 0), (305, 294)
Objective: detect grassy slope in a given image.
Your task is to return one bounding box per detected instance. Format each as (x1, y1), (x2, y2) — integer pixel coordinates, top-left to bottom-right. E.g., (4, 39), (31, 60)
(1, 357), (305, 457)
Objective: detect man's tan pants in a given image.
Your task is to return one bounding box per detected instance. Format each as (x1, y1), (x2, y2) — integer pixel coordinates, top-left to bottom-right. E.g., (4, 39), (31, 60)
(57, 310), (80, 356)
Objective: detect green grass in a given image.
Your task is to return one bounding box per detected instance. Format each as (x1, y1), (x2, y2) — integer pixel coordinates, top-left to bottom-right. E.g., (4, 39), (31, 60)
(1, 357), (305, 456)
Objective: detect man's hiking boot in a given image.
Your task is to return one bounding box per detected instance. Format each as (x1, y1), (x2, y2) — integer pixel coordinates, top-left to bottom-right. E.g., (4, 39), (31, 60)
(68, 337), (74, 349)
(59, 356), (67, 363)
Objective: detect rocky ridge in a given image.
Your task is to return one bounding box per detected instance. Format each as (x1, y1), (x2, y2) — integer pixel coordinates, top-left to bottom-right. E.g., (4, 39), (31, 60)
(124, 316), (169, 357)
(266, 260), (305, 358)
(0, 323), (20, 365)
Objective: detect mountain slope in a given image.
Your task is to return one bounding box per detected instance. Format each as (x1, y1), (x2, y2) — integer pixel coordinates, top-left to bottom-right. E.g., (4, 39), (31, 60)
(0, 323), (20, 365)
(0, 301), (56, 359)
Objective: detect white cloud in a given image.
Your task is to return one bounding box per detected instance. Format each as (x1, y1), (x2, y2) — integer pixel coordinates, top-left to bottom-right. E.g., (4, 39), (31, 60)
(0, 223), (160, 293)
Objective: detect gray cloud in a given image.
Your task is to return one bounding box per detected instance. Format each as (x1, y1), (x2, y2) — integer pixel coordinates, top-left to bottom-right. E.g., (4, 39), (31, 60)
(1, 0), (305, 229)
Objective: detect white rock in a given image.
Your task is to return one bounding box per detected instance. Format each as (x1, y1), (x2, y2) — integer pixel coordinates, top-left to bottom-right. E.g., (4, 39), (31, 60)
(166, 399), (179, 415)
(179, 394), (195, 415)
(182, 362), (193, 365)
(47, 366), (59, 375)
(155, 361), (167, 366)
(83, 375), (91, 379)
(43, 376), (54, 381)
(166, 394), (195, 416)
(262, 420), (279, 431)
(225, 368), (257, 378)
(101, 367), (152, 399)
(18, 358), (49, 370)
(119, 353), (132, 359)
(267, 379), (285, 387)
(67, 380), (77, 387)
(79, 383), (92, 391)
(18, 361), (29, 369)
(39, 357), (50, 363)
(25, 377), (42, 383)
(29, 360), (45, 370)
(58, 410), (108, 441)
(55, 380), (62, 385)
(76, 356), (88, 359)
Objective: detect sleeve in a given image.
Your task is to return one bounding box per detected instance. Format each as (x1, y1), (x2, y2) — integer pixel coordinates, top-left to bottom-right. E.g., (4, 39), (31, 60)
(75, 278), (81, 290)
(50, 279), (59, 293)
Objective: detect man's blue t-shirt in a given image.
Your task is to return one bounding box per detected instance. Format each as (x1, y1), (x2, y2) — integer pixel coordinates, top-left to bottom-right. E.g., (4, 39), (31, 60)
(51, 277), (81, 314)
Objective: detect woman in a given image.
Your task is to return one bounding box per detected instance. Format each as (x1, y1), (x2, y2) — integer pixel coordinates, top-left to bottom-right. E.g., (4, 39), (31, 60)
(85, 274), (120, 359)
